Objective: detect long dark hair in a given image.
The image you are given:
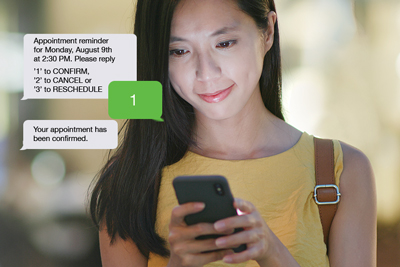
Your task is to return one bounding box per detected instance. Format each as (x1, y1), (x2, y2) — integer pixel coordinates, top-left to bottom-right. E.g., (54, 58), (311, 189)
(90, 0), (283, 259)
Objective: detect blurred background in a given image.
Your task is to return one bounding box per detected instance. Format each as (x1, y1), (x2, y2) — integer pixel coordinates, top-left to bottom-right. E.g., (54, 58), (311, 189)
(0, 0), (399, 266)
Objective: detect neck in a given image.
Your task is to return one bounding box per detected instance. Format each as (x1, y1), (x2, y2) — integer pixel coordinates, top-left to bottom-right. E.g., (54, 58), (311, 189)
(191, 90), (294, 160)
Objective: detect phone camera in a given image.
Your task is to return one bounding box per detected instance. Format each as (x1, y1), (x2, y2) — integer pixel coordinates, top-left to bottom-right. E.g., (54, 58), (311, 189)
(214, 183), (225, 196)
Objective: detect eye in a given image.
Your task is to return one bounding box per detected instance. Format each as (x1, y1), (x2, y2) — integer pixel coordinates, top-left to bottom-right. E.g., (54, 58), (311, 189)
(216, 40), (237, 49)
(169, 49), (189, 57)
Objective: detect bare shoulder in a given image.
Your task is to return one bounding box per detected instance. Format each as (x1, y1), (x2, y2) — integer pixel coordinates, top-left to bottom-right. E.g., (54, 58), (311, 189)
(328, 141), (377, 267)
(99, 225), (148, 267)
(338, 141), (375, 195)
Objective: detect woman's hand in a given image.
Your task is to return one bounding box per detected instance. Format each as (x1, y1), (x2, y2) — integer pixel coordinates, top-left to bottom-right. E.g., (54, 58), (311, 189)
(213, 198), (300, 266)
(167, 202), (233, 267)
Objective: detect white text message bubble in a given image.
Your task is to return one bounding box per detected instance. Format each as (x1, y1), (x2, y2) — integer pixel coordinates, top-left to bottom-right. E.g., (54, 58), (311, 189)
(23, 34), (136, 100)
(21, 120), (118, 150)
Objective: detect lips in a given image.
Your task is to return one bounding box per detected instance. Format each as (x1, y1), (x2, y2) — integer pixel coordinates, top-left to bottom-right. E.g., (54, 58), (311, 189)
(198, 84), (233, 103)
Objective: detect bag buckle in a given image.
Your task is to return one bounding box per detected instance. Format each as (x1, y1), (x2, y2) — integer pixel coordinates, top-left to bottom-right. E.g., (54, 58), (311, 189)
(314, 184), (341, 205)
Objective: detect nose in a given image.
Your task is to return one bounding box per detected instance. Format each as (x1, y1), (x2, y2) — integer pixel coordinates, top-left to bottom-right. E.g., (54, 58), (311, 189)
(195, 51), (221, 82)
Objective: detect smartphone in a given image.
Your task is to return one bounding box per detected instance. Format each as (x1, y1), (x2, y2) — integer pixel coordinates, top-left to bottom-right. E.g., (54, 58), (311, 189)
(173, 175), (246, 253)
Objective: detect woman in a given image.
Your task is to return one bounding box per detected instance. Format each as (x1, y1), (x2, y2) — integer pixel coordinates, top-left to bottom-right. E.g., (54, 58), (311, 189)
(90, 0), (376, 266)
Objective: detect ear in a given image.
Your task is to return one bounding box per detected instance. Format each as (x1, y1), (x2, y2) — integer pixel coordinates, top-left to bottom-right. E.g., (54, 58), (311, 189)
(263, 11), (277, 55)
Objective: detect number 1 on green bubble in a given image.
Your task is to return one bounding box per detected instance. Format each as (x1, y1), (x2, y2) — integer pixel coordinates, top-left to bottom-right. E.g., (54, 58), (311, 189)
(131, 94), (135, 106)
(108, 81), (163, 122)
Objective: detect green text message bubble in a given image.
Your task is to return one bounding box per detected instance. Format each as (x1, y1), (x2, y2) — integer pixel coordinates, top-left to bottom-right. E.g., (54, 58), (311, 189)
(108, 81), (163, 121)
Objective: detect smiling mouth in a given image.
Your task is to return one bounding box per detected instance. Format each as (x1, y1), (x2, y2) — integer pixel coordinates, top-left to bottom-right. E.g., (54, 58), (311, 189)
(198, 85), (234, 103)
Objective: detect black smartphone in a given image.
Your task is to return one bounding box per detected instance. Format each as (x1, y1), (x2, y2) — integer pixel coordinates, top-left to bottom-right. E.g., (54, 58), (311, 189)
(173, 175), (246, 253)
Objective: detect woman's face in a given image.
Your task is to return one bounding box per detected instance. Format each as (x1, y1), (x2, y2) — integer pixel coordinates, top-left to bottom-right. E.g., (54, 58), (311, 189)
(169, 0), (272, 121)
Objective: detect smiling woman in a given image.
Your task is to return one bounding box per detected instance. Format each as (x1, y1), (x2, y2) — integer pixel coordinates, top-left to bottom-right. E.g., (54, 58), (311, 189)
(89, 0), (377, 266)
(168, 0), (269, 121)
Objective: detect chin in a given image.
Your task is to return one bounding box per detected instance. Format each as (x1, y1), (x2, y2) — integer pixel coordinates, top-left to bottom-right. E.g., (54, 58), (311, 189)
(195, 105), (239, 121)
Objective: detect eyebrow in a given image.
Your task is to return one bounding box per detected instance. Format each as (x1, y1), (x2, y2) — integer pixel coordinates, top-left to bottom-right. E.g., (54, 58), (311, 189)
(211, 25), (239, 37)
(170, 24), (240, 43)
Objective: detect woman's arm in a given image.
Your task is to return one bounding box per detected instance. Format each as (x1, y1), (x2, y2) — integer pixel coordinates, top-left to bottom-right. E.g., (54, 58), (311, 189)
(329, 142), (377, 266)
(212, 198), (301, 267)
(167, 202), (233, 267)
(211, 141), (377, 266)
(99, 226), (148, 267)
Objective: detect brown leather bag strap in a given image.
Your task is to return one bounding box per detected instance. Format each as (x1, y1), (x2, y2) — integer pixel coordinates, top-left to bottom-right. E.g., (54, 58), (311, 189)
(314, 138), (341, 250)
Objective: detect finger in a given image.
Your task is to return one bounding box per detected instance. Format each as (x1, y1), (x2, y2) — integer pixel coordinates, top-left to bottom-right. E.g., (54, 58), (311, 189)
(215, 228), (262, 249)
(169, 221), (228, 245)
(173, 237), (221, 254)
(170, 202), (205, 226)
(214, 213), (261, 232)
(184, 249), (233, 266)
(219, 228), (235, 235)
(222, 245), (261, 264)
(184, 222), (224, 239)
(233, 198), (256, 214)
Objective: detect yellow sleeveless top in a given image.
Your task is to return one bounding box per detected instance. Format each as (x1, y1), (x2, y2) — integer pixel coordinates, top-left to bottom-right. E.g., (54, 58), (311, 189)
(148, 132), (343, 267)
